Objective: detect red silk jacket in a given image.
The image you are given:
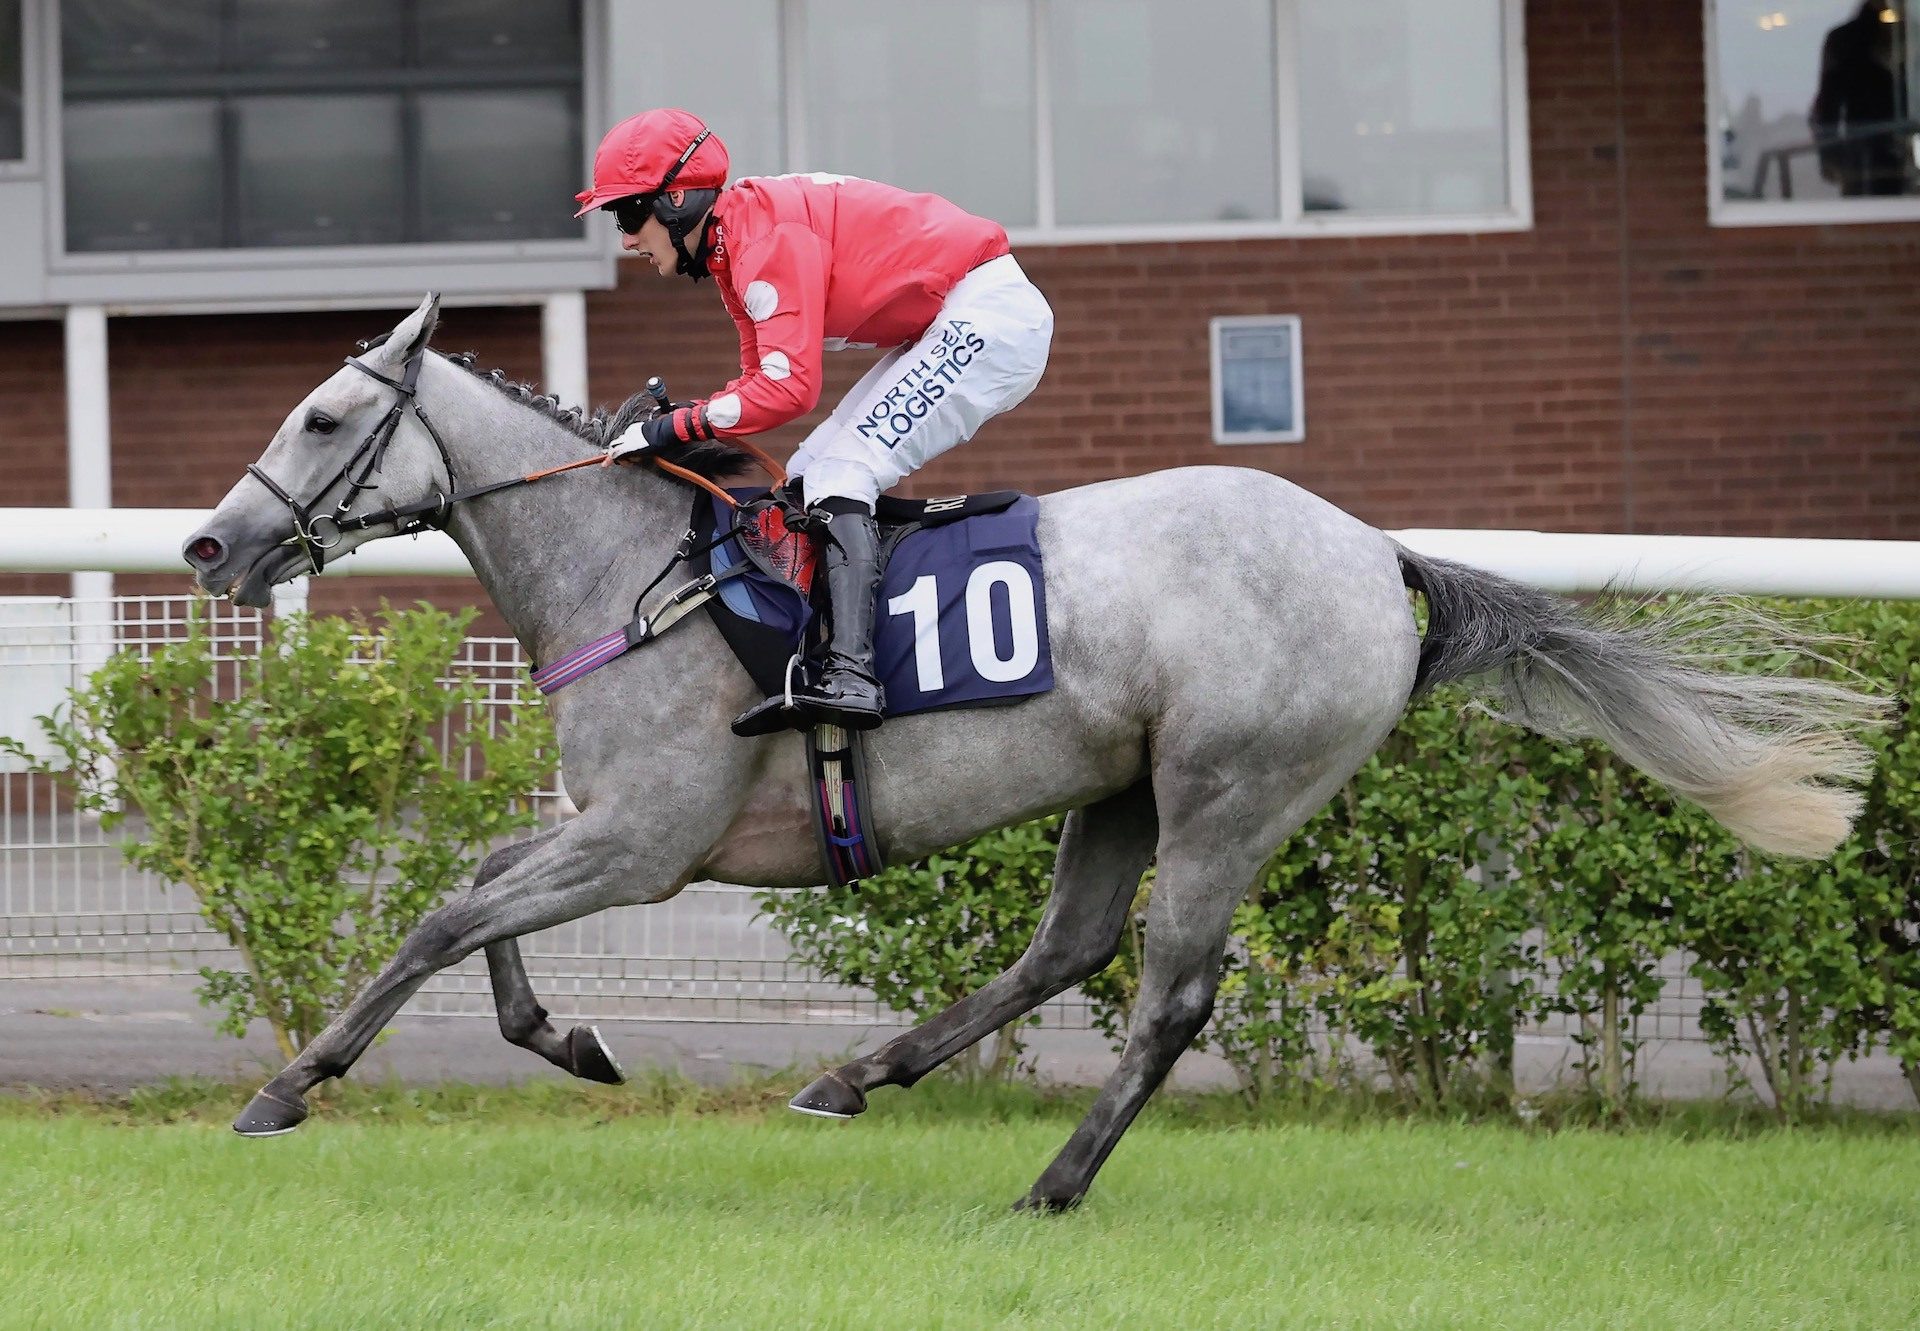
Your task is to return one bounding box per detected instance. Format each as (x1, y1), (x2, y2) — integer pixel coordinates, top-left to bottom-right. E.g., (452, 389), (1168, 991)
(658, 173), (1009, 443)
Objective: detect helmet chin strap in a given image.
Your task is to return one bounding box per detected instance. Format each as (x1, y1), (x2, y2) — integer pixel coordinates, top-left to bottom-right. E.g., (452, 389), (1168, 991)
(670, 224), (706, 279)
(666, 199), (719, 280)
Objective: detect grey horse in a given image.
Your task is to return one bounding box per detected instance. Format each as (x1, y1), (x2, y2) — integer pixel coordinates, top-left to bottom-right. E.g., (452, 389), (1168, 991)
(184, 296), (1879, 1211)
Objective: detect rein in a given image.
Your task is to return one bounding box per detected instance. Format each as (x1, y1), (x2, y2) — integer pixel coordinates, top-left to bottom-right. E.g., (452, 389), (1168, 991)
(246, 340), (783, 575)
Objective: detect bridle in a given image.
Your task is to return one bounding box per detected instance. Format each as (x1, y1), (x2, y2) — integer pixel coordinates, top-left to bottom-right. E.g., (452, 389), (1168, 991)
(246, 338), (459, 575)
(246, 332), (789, 577)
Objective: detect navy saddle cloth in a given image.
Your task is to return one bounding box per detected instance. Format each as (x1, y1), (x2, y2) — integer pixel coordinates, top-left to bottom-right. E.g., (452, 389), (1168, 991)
(694, 489), (1054, 718)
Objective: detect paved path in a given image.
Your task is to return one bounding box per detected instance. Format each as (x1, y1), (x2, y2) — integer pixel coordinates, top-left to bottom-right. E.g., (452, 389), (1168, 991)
(5, 975), (1914, 1111)
(0, 975), (1217, 1094)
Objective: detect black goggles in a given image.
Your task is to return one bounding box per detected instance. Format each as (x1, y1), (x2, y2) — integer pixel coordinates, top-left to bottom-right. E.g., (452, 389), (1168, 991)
(609, 194), (657, 235)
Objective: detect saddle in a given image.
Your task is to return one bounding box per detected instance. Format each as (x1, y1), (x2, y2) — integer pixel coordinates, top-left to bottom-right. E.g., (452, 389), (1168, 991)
(695, 487), (1026, 699)
(529, 485), (1051, 889)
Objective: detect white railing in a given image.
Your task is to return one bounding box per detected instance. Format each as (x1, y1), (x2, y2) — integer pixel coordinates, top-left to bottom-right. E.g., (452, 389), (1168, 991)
(0, 508), (466, 579)
(8, 506), (1920, 598)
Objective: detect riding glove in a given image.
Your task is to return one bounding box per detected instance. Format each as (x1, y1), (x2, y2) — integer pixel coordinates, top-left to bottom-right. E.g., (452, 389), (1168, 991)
(606, 403), (707, 464)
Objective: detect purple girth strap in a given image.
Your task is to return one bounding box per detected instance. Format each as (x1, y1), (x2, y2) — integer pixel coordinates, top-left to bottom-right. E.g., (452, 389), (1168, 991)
(530, 626), (637, 695)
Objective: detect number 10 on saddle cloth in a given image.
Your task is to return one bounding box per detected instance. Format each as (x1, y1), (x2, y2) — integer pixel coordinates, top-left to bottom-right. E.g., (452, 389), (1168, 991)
(700, 492), (1054, 719)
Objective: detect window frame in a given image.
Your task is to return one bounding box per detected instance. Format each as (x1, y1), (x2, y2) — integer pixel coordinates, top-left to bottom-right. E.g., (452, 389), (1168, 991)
(1704, 0), (1920, 227)
(770, 0), (1533, 243)
(42, 0), (609, 273)
(0, 0), (41, 177)
(1210, 314), (1305, 446)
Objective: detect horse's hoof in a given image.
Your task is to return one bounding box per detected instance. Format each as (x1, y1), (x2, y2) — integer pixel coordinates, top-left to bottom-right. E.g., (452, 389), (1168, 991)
(566, 1024), (626, 1085)
(1012, 1189), (1083, 1215)
(788, 1070), (866, 1119)
(232, 1087), (309, 1137)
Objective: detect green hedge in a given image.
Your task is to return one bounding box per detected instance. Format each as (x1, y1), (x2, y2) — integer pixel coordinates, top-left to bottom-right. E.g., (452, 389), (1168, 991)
(760, 598), (1920, 1117)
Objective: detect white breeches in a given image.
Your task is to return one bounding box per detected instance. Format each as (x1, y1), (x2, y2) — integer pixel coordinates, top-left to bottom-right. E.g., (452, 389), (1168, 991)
(788, 254), (1054, 508)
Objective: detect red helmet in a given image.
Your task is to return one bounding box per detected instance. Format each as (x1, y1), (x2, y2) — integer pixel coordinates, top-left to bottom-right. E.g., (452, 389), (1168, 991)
(573, 109), (730, 217)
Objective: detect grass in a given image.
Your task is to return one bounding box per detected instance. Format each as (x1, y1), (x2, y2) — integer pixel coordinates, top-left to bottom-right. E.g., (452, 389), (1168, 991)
(1, 1078), (1916, 1330)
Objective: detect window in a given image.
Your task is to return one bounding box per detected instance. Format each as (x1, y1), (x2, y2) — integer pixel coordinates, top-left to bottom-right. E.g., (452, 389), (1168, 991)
(614, 0), (785, 181)
(1049, 0), (1276, 224)
(1211, 317), (1304, 445)
(64, 97), (223, 250)
(1298, 0), (1510, 215)
(702, 0), (1526, 239)
(0, 0), (22, 162)
(1711, 0), (1920, 223)
(58, 0), (586, 253)
(804, 0), (1036, 226)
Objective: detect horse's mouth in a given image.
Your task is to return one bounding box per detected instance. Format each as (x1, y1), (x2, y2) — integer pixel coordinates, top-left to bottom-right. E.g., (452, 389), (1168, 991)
(218, 543), (310, 609)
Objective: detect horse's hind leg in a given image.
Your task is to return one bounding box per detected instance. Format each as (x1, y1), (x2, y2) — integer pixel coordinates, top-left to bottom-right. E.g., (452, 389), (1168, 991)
(789, 780), (1157, 1118)
(472, 831), (624, 1085)
(1017, 768), (1364, 1213)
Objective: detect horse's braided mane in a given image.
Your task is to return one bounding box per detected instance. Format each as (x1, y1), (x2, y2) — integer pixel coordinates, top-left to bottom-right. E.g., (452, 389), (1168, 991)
(437, 347), (755, 483)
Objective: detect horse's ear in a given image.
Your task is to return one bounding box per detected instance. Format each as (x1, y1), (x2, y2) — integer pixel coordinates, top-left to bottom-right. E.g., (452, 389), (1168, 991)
(383, 292), (441, 365)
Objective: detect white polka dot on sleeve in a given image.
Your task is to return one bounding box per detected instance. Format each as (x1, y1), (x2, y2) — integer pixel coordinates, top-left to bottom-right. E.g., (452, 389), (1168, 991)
(743, 281), (778, 322)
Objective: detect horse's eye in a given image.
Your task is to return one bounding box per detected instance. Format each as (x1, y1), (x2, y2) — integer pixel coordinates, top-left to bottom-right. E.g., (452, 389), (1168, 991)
(306, 411), (338, 435)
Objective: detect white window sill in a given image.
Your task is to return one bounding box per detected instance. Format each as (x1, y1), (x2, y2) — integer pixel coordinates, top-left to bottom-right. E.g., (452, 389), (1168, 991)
(1008, 211), (1531, 248)
(1710, 198), (1920, 229)
(48, 236), (600, 274)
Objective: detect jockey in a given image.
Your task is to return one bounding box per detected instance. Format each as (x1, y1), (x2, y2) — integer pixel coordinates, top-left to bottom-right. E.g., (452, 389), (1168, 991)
(574, 109), (1054, 737)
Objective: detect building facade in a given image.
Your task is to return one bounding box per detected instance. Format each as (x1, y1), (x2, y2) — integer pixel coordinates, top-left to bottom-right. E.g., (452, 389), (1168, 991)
(0, 0), (1915, 613)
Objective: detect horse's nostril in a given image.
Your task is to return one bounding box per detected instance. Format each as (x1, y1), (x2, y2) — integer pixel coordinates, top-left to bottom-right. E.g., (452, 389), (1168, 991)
(190, 536), (224, 565)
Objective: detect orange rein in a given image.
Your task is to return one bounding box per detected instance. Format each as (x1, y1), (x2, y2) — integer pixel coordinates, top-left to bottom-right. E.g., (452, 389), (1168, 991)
(518, 438), (788, 511)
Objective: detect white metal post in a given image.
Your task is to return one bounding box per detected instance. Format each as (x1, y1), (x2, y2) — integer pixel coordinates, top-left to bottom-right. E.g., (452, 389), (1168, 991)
(540, 291), (589, 410)
(269, 576), (311, 622)
(63, 305), (113, 597)
(62, 305), (114, 682)
(62, 306), (116, 804)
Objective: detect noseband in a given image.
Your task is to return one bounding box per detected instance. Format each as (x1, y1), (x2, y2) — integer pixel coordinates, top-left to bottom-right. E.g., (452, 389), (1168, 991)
(246, 339), (459, 574)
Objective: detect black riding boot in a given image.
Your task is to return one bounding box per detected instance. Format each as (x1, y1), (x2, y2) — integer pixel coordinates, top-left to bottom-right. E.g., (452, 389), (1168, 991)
(793, 498), (885, 728)
(730, 497), (885, 737)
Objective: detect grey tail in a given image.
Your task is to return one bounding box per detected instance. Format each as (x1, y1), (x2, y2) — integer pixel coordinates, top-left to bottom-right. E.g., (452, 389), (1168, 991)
(1395, 545), (1886, 859)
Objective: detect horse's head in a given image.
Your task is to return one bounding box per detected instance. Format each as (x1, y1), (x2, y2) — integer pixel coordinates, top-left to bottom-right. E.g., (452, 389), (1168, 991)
(184, 293), (451, 607)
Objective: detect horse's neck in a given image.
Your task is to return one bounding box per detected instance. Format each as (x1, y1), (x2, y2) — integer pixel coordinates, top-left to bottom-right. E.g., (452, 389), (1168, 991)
(426, 363), (687, 664)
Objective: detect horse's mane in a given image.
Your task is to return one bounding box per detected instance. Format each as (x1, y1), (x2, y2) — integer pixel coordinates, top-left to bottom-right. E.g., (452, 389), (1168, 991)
(420, 341), (755, 483)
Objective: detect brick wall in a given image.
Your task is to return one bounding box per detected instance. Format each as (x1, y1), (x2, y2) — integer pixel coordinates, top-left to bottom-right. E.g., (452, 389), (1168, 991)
(1, 0), (1914, 623)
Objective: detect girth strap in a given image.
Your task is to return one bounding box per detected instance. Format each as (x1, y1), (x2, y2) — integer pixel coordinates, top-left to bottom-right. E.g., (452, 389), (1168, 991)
(529, 563), (751, 695)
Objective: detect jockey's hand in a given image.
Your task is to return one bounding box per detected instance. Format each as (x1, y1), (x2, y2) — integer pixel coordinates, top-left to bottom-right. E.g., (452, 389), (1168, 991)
(771, 475), (807, 512)
(605, 414), (679, 465)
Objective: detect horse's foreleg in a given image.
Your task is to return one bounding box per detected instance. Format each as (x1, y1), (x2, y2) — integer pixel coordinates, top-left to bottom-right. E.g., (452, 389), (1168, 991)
(232, 811), (659, 1136)
(470, 830), (626, 1085)
(789, 780), (1157, 1119)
